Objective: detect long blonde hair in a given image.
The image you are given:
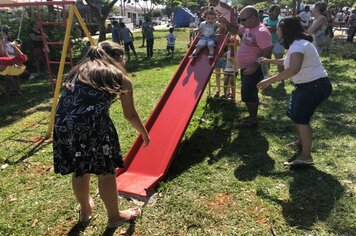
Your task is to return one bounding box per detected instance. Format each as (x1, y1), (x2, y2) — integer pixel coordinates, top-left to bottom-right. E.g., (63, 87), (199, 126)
(64, 41), (127, 96)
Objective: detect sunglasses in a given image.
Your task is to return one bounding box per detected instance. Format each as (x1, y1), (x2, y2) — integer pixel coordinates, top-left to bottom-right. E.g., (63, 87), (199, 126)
(240, 15), (253, 22)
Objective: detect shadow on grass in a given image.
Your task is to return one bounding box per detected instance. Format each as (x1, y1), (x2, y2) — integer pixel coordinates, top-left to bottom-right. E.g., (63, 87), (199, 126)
(261, 81), (288, 99)
(231, 127), (275, 181)
(257, 167), (345, 230)
(168, 99), (238, 180)
(101, 222), (136, 236)
(0, 78), (53, 128)
(67, 220), (92, 236)
(4, 137), (52, 164)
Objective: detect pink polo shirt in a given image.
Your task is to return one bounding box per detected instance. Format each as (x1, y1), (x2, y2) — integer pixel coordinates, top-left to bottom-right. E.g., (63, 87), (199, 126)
(236, 24), (272, 69)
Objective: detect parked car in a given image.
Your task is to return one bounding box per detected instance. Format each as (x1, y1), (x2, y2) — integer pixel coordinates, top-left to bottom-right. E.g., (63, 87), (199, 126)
(152, 18), (161, 26)
(109, 16), (125, 23)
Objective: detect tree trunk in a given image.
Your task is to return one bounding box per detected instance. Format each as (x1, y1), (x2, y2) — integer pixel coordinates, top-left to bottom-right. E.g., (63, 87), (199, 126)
(98, 18), (107, 42)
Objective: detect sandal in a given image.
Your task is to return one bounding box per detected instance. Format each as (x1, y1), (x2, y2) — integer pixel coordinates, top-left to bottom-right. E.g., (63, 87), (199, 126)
(284, 159), (314, 167)
(107, 207), (142, 228)
(78, 197), (95, 223)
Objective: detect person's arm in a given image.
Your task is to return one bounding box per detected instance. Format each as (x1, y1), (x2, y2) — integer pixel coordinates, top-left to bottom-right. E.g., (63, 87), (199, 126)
(129, 29), (134, 41)
(243, 46), (272, 75)
(218, 17), (239, 34)
(257, 52), (303, 90)
(119, 77), (150, 146)
(257, 57), (284, 66)
(308, 16), (326, 34)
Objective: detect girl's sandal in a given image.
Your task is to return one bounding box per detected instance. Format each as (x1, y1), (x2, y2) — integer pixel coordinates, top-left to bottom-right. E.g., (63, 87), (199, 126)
(78, 197), (95, 223)
(107, 207), (142, 228)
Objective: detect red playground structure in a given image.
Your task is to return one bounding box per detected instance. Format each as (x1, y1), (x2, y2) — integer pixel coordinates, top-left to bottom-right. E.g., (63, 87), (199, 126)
(116, 5), (237, 200)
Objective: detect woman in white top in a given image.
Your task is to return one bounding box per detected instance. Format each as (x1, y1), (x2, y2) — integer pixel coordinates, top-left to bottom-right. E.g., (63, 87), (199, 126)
(308, 2), (330, 54)
(256, 17), (332, 167)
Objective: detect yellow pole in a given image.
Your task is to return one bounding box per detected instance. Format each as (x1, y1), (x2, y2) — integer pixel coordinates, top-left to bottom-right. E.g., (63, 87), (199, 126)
(73, 5), (95, 46)
(45, 4), (75, 138)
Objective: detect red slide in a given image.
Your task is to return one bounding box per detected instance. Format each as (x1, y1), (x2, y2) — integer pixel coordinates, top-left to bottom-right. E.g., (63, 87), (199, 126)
(116, 33), (230, 199)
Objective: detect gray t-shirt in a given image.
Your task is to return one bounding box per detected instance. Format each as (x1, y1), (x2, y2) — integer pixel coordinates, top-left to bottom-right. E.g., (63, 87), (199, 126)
(118, 28), (133, 43)
(199, 21), (219, 38)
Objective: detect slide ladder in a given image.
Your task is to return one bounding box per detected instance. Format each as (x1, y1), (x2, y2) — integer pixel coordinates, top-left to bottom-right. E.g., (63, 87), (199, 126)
(115, 33), (231, 199)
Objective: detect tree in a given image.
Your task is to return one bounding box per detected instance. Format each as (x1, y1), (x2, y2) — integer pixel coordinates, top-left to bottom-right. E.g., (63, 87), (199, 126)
(134, 0), (165, 15)
(162, 0), (207, 18)
(85, 0), (118, 42)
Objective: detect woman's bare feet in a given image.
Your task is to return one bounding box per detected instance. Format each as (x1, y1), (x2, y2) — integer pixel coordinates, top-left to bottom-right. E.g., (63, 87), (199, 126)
(107, 207), (142, 228)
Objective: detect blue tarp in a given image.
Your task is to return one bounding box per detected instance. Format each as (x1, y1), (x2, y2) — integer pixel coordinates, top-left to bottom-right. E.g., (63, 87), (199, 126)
(173, 7), (195, 27)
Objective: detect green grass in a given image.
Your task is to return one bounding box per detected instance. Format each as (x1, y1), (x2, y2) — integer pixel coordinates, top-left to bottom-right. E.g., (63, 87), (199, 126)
(0, 29), (355, 235)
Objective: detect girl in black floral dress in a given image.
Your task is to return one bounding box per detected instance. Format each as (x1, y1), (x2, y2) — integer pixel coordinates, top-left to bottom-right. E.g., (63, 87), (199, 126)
(53, 41), (150, 227)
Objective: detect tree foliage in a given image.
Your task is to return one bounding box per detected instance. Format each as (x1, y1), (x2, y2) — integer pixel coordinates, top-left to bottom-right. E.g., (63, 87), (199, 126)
(85, 0), (118, 42)
(162, 0), (207, 17)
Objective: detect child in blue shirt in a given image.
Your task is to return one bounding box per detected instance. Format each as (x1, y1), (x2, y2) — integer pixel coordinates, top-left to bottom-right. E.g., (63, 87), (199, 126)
(166, 27), (176, 57)
(119, 22), (137, 61)
(189, 7), (219, 59)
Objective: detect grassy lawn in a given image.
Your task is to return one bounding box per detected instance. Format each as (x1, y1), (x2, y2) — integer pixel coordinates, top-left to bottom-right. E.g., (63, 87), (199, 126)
(0, 28), (355, 235)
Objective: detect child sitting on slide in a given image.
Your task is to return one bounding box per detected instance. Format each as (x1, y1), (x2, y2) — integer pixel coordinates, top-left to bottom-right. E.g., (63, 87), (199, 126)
(189, 7), (220, 59)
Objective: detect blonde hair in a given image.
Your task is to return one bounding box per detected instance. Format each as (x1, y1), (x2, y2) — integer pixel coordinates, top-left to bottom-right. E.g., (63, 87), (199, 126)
(64, 41), (127, 96)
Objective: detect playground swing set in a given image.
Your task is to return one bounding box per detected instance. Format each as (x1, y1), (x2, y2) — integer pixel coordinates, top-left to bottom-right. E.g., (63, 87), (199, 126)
(0, 0), (95, 138)
(1, 0), (239, 201)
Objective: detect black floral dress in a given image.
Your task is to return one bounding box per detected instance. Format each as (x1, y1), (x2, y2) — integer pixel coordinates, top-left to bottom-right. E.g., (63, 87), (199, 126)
(53, 79), (124, 177)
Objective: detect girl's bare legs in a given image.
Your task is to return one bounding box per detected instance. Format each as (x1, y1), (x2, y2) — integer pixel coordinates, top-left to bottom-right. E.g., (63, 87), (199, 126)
(98, 174), (139, 225)
(98, 174), (121, 224)
(294, 123), (313, 162)
(72, 173), (93, 221)
(190, 46), (203, 57)
(208, 46), (214, 58)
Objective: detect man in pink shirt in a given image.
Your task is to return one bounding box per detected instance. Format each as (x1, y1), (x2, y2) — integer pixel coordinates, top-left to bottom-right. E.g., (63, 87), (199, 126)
(219, 6), (272, 126)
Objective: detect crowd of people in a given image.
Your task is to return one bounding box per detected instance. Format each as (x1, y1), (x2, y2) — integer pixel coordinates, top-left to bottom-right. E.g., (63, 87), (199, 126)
(0, 0), (353, 230)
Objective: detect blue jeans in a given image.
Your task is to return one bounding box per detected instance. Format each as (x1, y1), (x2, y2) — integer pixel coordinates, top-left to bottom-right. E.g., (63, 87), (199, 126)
(240, 67), (264, 103)
(287, 77), (332, 124)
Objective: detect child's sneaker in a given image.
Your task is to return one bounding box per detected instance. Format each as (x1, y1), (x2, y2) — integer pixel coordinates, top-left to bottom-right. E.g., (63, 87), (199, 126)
(189, 53), (197, 59)
(208, 53), (214, 59)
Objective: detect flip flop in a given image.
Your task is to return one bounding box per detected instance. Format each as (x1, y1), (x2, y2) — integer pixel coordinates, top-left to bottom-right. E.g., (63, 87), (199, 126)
(107, 207), (142, 228)
(284, 159), (314, 166)
(78, 197), (95, 223)
(78, 212), (96, 224)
